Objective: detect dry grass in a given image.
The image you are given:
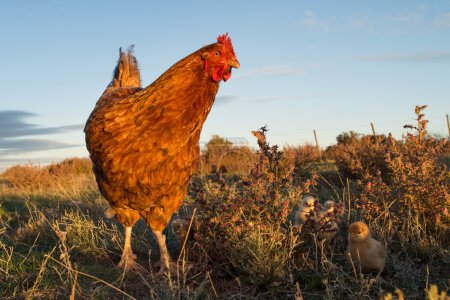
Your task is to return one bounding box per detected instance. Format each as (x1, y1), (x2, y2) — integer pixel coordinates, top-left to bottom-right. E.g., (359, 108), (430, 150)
(0, 107), (449, 299)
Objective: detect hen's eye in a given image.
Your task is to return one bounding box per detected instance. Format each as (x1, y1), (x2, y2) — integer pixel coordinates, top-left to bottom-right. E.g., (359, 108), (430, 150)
(215, 51), (220, 56)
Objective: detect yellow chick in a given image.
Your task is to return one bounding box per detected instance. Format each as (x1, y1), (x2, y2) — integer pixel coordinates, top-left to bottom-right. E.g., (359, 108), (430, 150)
(294, 196), (316, 226)
(347, 221), (386, 273)
(322, 200), (335, 214)
(171, 218), (189, 244)
(317, 200), (338, 241)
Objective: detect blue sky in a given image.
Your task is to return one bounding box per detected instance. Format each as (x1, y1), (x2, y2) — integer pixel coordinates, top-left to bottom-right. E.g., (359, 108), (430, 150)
(1, 1), (449, 170)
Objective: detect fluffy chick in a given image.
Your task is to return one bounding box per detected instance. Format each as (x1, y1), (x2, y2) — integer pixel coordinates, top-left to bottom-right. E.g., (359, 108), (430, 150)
(347, 221), (386, 273)
(322, 200), (335, 214)
(171, 218), (189, 244)
(317, 200), (338, 241)
(294, 196), (316, 226)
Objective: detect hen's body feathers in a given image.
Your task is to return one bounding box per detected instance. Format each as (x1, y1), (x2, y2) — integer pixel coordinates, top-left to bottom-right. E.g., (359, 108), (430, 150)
(86, 48), (221, 229)
(85, 34), (239, 274)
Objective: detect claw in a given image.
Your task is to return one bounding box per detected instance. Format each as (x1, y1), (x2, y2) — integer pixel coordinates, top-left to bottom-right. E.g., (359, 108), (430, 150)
(118, 226), (136, 271)
(155, 261), (179, 277)
(118, 251), (136, 271)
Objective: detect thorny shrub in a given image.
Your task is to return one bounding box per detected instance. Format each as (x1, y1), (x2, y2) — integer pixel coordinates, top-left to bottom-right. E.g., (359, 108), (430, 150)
(192, 126), (318, 288)
(283, 143), (323, 179)
(336, 106), (450, 248)
(197, 135), (256, 175)
(332, 134), (389, 181)
(300, 199), (343, 241)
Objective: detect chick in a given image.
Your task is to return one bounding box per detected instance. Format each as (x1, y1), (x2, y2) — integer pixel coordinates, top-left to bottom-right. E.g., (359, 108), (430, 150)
(322, 200), (335, 214)
(347, 221), (386, 273)
(294, 196), (316, 226)
(171, 218), (189, 244)
(317, 200), (338, 241)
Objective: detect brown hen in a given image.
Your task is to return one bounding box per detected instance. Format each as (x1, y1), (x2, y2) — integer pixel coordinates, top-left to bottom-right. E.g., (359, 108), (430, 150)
(85, 34), (239, 275)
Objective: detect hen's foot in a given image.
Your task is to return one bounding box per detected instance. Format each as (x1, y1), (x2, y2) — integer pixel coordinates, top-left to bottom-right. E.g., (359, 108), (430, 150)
(154, 261), (179, 277)
(118, 250), (137, 271)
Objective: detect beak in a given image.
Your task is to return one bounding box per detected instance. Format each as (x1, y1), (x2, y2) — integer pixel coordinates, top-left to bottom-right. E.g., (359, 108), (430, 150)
(228, 58), (240, 69)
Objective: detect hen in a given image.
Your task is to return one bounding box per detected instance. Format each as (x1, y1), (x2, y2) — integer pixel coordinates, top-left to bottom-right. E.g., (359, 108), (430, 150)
(85, 34), (239, 275)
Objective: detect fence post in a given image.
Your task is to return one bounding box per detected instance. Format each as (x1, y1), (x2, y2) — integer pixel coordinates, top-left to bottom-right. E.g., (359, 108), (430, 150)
(371, 122), (376, 136)
(313, 129), (322, 161)
(446, 114), (450, 137)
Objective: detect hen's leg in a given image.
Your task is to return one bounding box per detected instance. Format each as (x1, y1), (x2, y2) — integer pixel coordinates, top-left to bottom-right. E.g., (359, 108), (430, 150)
(118, 226), (137, 270)
(152, 230), (177, 276)
(112, 207), (140, 271)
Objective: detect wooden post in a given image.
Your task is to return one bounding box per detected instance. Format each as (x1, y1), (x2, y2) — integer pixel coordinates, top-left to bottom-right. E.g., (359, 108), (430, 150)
(313, 129), (322, 161)
(371, 122), (376, 136)
(447, 114), (450, 137)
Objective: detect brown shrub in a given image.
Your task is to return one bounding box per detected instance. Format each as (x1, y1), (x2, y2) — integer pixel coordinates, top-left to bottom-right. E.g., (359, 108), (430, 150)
(1, 158), (95, 198)
(193, 126), (317, 288)
(197, 135), (257, 175)
(335, 106), (450, 248)
(283, 143), (322, 178)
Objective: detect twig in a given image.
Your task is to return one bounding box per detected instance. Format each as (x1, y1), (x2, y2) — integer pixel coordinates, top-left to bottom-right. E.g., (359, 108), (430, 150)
(295, 282), (304, 300)
(28, 246), (57, 297)
(70, 264), (78, 300)
(207, 271), (218, 299)
(45, 255), (137, 300)
(20, 231), (40, 267)
(177, 208), (197, 263)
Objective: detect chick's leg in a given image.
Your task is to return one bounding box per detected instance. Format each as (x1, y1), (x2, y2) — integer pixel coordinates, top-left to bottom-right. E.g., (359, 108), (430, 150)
(152, 230), (177, 276)
(118, 226), (137, 270)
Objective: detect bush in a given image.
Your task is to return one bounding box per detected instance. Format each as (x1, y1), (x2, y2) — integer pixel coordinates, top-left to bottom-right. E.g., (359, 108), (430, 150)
(283, 143), (322, 179)
(1, 158), (97, 199)
(336, 106), (450, 248)
(197, 135), (256, 175)
(193, 126), (317, 288)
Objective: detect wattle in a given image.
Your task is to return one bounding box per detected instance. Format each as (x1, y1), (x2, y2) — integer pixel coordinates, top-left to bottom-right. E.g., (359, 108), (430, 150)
(222, 70), (232, 82)
(212, 65), (230, 82)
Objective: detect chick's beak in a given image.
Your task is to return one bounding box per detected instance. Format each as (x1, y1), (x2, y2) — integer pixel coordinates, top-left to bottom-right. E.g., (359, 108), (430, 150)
(228, 58), (240, 69)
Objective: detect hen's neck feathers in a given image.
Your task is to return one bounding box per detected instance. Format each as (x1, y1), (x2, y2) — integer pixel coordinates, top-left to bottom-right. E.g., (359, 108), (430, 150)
(140, 45), (220, 106)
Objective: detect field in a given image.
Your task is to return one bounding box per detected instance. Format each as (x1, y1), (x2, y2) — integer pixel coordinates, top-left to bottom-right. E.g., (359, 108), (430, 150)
(0, 106), (449, 299)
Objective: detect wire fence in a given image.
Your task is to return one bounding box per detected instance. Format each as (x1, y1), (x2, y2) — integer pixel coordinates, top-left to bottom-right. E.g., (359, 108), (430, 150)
(200, 114), (449, 149)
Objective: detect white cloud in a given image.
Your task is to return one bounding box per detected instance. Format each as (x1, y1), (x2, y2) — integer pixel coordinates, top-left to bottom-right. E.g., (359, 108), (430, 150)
(235, 65), (307, 79)
(387, 12), (423, 26)
(294, 10), (338, 31)
(0, 110), (83, 156)
(349, 18), (366, 30)
(354, 51), (450, 63)
(303, 10), (317, 27)
(386, 5), (426, 27)
(433, 12), (450, 28)
(215, 95), (302, 106)
(249, 65), (305, 76)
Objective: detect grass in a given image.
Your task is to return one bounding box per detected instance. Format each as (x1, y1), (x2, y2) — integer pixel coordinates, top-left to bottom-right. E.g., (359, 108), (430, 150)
(0, 160), (222, 299)
(0, 107), (449, 299)
(0, 161), (448, 299)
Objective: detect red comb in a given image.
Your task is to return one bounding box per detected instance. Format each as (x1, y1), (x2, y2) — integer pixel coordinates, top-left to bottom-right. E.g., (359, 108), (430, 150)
(217, 33), (235, 55)
(217, 33), (231, 44)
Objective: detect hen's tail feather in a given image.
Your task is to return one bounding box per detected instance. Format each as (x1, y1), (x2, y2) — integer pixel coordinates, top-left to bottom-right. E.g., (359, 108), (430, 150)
(104, 207), (117, 219)
(109, 45), (141, 88)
